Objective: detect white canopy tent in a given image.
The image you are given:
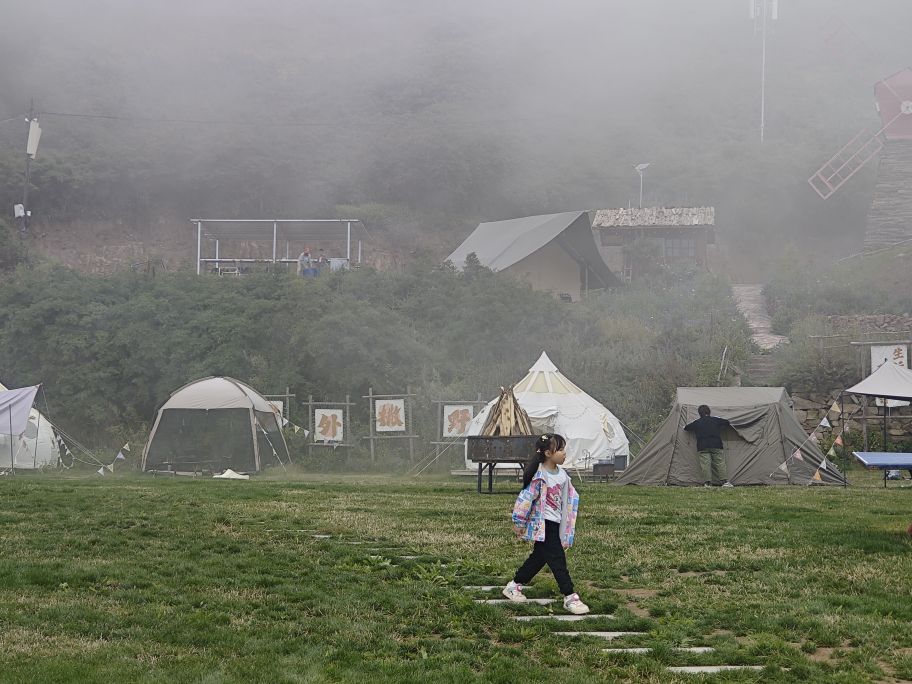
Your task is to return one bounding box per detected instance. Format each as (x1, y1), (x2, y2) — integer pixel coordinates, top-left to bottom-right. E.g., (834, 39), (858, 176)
(465, 352), (629, 469)
(846, 361), (912, 401)
(0, 383), (59, 470)
(845, 362), (912, 450)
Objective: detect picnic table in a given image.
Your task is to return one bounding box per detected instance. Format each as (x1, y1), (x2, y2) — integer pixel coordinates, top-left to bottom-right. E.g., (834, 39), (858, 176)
(853, 452), (912, 488)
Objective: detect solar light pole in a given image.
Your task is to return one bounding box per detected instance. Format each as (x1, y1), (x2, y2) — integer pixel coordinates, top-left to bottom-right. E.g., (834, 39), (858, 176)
(635, 163), (650, 208)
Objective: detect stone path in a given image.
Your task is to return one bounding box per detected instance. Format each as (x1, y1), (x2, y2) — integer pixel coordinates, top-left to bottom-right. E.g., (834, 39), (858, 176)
(312, 531), (793, 675)
(731, 284), (789, 351)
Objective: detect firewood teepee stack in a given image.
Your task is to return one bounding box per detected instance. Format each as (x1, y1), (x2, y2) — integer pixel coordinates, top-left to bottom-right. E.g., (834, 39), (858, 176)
(480, 386), (535, 436)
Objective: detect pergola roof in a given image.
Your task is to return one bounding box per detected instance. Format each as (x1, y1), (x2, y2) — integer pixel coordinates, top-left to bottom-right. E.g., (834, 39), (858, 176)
(193, 219), (369, 242)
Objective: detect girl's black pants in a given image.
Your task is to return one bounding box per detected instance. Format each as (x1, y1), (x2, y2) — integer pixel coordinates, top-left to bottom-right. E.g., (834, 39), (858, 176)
(513, 519), (574, 595)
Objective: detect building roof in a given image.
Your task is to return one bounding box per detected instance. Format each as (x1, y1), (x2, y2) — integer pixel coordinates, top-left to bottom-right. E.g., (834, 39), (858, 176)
(592, 207), (715, 229)
(445, 212), (619, 287)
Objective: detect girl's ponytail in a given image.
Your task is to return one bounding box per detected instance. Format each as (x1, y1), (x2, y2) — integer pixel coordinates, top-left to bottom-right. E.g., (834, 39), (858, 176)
(521, 433), (566, 488)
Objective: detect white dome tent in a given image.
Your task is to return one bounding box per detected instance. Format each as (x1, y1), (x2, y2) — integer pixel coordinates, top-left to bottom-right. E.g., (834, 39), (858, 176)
(0, 381), (60, 470)
(465, 352), (629, 470)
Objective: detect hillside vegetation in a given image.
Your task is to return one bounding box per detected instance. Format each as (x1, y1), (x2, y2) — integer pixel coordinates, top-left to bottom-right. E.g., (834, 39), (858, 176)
(0, 257), (748, 459)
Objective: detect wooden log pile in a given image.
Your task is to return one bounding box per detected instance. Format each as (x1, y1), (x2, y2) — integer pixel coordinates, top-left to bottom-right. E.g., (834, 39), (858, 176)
(480, 386), (535, 436)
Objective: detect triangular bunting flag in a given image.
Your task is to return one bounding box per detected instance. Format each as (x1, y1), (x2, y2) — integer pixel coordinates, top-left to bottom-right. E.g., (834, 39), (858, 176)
(777, 461), (789, 473)
(808, 432), (819, 444)
(820, 456), (829, 470)
(282, 417), (289, 427)
(834, 435), (843, 447)
(115, 452), (126, 461)
(292, 424), (300, 434)
(826, 446), (836, 459)
(813, 469), (822, 481)
(793, 449), (804, 462)
(829, 401), (841, 414)
(97, 467), (106, 476)
(105, 463), (114, 472)
(820, 416), (831, 429)
(122, 442), (131, 452)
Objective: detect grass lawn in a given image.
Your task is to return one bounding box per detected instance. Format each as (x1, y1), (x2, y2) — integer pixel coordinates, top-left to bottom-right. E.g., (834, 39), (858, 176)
(1, 471), (911, 683)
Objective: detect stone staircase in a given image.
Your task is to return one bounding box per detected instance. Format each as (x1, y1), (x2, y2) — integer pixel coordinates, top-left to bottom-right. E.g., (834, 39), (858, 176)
(731, 284), (788, 386)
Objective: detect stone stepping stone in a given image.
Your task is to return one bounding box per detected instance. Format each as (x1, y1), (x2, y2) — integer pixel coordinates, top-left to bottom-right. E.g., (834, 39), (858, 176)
(463, 585), (499, 591)
(312, 534), (332, 539)
(553, 631), (642, 639)
(602, 647), (715, 654)
(474, 598), (556, 605)
(667, 666), (765, 674)
(512, 614), (615, 622)
(341, 541), (364, 545)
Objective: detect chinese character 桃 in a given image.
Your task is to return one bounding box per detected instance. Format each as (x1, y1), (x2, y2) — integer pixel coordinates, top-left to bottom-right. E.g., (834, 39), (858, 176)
(377, 403), (404, 428)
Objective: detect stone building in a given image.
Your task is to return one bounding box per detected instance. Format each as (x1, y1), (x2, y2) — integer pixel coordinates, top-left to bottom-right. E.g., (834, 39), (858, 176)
(591, 206), (716, 281)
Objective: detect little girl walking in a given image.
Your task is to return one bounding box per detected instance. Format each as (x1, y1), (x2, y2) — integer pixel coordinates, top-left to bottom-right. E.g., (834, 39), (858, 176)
(503, 434), (589, 614)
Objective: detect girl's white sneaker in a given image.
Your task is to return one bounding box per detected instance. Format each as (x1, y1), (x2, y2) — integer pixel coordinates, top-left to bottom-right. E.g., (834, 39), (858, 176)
(502, 581), (527, 602)
(563, 593), (590, 615)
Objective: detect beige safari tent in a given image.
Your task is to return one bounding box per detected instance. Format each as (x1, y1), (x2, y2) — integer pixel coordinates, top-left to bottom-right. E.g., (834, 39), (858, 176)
(616, 387), (846, 486)
(142, 377), (289, 474)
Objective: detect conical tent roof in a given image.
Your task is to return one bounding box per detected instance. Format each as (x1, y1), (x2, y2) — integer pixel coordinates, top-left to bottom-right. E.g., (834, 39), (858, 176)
(0, 381), (59, 469)
(616, 387), (846, 486)
(466, 352), (629, 469)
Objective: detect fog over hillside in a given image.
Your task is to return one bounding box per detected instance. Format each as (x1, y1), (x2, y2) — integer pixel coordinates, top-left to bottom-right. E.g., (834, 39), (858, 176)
(1, 0), (910, 270)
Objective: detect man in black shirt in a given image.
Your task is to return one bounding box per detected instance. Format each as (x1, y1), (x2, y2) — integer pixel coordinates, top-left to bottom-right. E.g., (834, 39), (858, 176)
(684, 404), (733, 487)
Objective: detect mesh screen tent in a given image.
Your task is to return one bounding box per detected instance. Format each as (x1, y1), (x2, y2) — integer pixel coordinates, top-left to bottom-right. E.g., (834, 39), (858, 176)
(142, 377), (289, 474)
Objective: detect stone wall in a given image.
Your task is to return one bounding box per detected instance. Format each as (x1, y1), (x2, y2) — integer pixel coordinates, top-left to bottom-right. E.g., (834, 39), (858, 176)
(792, 390), (912, 441)
(826, 314), (912, 334)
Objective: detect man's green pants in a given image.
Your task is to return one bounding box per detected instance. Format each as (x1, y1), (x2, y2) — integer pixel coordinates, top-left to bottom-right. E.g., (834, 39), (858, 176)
(699, 449), (726, 485)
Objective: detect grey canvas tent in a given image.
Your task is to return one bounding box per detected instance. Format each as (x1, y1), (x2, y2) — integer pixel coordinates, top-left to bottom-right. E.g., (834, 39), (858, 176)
(142, 377), (289, 474)
(617, 387), (846, 486)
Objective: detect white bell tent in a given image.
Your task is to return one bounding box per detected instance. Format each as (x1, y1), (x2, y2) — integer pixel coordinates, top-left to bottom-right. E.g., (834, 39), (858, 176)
(0, 382), (60, 470)
(465, 352), (629, 469)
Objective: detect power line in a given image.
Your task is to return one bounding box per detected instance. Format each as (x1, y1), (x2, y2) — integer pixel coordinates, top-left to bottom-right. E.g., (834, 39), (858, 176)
(38, 108), (539, 130)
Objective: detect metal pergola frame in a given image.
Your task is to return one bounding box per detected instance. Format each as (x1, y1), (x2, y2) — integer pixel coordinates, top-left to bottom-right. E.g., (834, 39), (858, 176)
(191, 218), (368, 275)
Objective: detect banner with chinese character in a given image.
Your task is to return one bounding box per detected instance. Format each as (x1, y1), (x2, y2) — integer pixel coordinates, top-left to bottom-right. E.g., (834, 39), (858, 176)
(872, 345), (910, 407)
(375, 399), (406, 432)
(314, 408), (344, 442)
(443, 405), (474, 438)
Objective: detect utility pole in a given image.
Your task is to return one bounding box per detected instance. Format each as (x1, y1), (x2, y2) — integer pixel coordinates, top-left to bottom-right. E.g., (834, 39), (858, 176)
(751, 0), (779, 143)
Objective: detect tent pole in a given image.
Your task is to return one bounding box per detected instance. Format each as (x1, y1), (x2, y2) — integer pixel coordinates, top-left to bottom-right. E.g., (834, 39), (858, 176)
(9, 407), (14, 475)
(840, 391), (846, 487)
(883, 404), (889, 452)
(862, 395), (868, 451)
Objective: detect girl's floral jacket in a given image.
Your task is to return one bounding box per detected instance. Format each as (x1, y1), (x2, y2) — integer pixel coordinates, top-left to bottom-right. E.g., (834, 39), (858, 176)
(511, 466), (579, 548)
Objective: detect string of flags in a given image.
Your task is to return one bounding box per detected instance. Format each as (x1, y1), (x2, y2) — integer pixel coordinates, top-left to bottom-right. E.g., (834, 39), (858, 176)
(96, 442), (130, 476)
(773, 397), (846, 481)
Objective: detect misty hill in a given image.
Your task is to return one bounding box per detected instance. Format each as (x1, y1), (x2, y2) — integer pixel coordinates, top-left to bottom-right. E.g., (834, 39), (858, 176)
(1, 1), (911, 274)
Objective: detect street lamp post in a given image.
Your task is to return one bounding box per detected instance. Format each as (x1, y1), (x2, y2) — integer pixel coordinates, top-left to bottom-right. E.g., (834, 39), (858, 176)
(635, 163), (650, 208)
